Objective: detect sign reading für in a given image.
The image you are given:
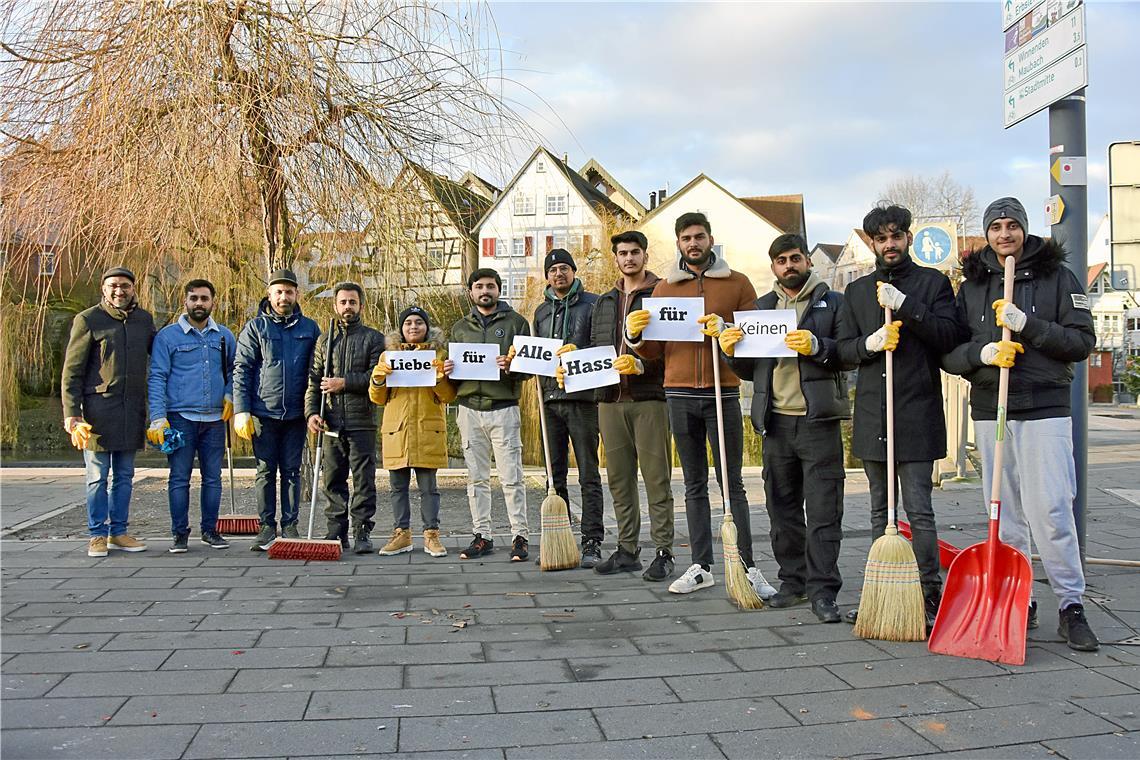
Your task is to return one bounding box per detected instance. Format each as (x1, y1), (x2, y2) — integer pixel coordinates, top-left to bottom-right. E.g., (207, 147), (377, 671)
(386, 350), (438, 387)
(641, 297), (704, 342)
(448, 342), (500, 381)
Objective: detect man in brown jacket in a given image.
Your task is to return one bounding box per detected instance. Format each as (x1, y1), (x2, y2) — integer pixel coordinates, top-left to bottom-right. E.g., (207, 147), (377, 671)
(625, 212), (775, 599)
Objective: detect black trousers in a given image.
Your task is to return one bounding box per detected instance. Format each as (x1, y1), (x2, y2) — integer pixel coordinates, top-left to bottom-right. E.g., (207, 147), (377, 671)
(863, 458), (941, 597)
(544, 401), (604, 543)
(321, 428), (378, 533)
(762, 414), (845, 603)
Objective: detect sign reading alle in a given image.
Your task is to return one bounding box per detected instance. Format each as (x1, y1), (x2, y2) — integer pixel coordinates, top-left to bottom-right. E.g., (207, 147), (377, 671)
(509, 336), (563, 377)
(731, 310), (797, 358)
(385, 350), (438, 388)
(641, 297), (705, 343)
(447, 342), (500, 381)
(560, 346), (620, 394)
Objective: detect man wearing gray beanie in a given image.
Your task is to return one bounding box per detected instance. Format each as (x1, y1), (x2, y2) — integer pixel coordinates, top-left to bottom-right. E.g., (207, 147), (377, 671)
(943, 196), (1099, 651)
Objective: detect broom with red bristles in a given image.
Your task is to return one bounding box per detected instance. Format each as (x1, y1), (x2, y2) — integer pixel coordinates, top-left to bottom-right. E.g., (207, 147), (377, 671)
(268, 318), (342, 562)
(215, 424), (260, 535)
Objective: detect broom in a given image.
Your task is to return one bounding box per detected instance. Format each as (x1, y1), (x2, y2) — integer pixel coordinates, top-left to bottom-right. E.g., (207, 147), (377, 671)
(853, 306), (925, 641)
(538, 374), (580, 571)
(215, 423), (260, 535)
(268, 318), (342, 562)
(710, 336), (762, 609)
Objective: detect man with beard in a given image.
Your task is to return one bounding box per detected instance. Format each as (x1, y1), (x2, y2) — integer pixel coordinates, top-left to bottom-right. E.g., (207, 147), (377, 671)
(147, 279), (237, 553)
(625, 212), (776, 600)
(836, 204), (967, 629)
(446, 268), (531, 561)
(233, 269), (320, 551)
(305, 282), (385, 554)
(719, 234), (850, 623)
(62, 266), (156, 557)
(943, 197), (1098, 650)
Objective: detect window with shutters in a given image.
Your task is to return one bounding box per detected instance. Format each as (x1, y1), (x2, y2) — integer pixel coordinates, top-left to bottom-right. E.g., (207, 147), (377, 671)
(546, 195), (566, 214)
(481, 238), (495, 258)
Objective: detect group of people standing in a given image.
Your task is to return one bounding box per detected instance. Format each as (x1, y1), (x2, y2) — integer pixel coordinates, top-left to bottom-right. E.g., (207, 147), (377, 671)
(62, 195), (1099, 651)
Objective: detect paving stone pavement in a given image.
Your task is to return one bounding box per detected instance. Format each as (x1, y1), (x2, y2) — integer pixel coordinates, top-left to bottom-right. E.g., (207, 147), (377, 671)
(2, 409), (1138, 758)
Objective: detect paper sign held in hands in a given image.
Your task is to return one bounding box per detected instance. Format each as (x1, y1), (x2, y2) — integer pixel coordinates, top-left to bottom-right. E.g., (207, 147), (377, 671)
(509, 336), (563, 377)
(560, 346), (620, 394)
(386, 350), (438, 387)
(642, 297), (705, 342)
(732, 310), (797, 358)
(448, 342), (500, 381)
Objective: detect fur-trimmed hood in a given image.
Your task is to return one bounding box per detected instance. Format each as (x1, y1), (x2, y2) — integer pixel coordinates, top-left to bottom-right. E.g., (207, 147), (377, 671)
(666, 250), (732, 284)
(385, 326), (446, 351)
(963, 235), (1067, 282)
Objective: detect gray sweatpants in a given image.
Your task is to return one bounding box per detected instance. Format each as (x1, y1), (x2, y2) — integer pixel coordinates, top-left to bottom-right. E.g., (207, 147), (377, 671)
(975, 417), (1085, 610)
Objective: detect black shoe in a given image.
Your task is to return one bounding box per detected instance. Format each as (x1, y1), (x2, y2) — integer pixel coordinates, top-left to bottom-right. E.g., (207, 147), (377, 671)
(812, 598), (841, 624)
(924, 592), (942, 631)
(169, 533), (189, 554)
(642, 549), (675, 581)
(580, 538), (602, 569)
(353, 528), (373, 555)
(510, 535), (529, 562)
(460, 534), (494, 559)
(1058, 603), (1100, 651)
(767, 587), (808, 609)
(324, 525), (349, 549)
(844, 608), (859, 624)
(595, 546), (642, 575)
(1027, 600), (1038, 630)
(281, 523), (300, 540)
(251, 525), (276, 551)
(199, 531), (229, 549)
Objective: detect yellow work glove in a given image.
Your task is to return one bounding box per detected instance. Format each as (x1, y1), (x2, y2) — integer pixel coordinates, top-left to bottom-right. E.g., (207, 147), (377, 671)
(981, 340), (1024, 368)
(697, 313), (726, 338)
(505, 345), (517, 363)
(233, 412), (256, 441)
(624, 309), (651, 339)
(866, 321), (902, 353)
(992, 298), (1027, 332)
(222, 397), (234, 422)
(718, 325), (744, 356)
(555, 364), (566, 389)
(67, 419), (93, 450)
(371, 354), (393, 385)
(555, 343), (577, 356)
(432, 358), (445, 381)
(612, 354), (643, 375)
(146, 418), (170, 446)
(785, 329), (819, 356)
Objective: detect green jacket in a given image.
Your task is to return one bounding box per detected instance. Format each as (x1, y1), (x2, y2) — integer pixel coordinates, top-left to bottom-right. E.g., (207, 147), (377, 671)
(448, 302), (531, 410)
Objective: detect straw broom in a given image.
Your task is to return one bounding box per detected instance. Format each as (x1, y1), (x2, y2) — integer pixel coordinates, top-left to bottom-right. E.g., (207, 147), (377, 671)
(853, 306), (925, 641)
(215, 423), (260, 535)
(710, 337), (762, 610)
(538, 375), (580, 571)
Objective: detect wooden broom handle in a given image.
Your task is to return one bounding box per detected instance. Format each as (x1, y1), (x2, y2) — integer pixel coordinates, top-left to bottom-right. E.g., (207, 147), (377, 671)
(885, 306), (896, 528)
(710, 334), (732, 516)
(990, 254), (1017, 504)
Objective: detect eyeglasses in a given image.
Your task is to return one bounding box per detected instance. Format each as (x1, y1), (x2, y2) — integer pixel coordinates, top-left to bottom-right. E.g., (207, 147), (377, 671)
(106, 284), (133, 291)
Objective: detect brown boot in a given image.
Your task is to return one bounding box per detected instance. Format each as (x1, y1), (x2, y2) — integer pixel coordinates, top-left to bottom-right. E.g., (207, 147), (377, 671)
(378, 528), (412, 556)
(423, 529), (447, 557)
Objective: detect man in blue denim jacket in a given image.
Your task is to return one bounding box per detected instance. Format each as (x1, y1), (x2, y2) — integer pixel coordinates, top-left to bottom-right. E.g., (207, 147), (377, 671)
(147, 279), (237, 553)
(232, 269), (321, 550)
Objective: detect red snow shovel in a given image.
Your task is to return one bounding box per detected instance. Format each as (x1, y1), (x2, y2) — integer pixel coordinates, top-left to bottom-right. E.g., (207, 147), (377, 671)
(928, 254), (1031, 666)
(898, 520), (961, 569)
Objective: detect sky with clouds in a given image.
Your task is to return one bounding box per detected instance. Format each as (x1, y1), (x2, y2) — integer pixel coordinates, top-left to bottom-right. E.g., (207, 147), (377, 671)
(473, 0), (1140, 247)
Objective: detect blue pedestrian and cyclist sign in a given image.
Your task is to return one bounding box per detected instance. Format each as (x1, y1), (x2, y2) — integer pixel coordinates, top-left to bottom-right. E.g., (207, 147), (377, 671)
(910, 223), (958, 270)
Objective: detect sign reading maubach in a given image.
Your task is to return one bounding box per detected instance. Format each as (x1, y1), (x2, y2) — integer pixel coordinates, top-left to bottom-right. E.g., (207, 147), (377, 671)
(385, 350), (438, 388)
(731, 310), (797, 359)
(508, 335), (563, 377)
(641, 297), (705, 343)
(560, 346), (620, 394)
(447, 342), (500, 381)
(1003, 5), (1084, 91)
(1003, 44), (1086, 129)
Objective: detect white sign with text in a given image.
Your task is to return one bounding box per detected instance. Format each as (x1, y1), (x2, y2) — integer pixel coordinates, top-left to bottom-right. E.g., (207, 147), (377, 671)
(560, 346), (620, 394)
(447, 342), (500, 381)
(732, 310), (797, 358)
(641, 297), (705, 342)
(509, 336), (563, 377)
(385, 350), (438, 387)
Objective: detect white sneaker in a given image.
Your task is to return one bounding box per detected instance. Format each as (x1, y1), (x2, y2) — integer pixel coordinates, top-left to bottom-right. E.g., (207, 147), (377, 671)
(747, 567), (778, 600)
(668, 564), (716, 594)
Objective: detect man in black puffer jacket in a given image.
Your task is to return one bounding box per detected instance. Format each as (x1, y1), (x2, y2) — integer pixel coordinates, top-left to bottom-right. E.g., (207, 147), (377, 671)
(943, 196), (1098, 651)
(305, 282), (385, 554)
(533, 249), (604, 568)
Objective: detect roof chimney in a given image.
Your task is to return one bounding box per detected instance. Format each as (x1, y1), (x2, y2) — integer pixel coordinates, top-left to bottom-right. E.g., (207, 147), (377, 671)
(649, 191), (657, 211)
(658, 188), (667, 203)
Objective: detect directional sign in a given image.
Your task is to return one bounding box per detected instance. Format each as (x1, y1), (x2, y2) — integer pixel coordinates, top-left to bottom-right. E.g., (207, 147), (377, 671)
(1051, 156), (1087, 185)
(1003, 0), (1042, 31)
(1045, 195), (1065, 226)
(910, 223), (958, 270)
(1003, 5), (1084, 91)
(1003, 45), (1086, 129)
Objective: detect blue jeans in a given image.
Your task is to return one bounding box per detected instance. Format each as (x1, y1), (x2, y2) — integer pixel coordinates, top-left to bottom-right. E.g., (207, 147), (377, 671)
(167, 414), (226, 536)
(84, 449), (137, 537)
(252, 416), (307, 528)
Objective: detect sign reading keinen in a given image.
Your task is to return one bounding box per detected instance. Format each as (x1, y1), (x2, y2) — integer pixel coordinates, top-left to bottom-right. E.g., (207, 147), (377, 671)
(385, 350), (437, 388)
(732, 310), (797, 358)
(641, 297), (704, 342)
(509, 336), (562, 377)
(560, 346), (620, 394)
(447, 342), (500, 381)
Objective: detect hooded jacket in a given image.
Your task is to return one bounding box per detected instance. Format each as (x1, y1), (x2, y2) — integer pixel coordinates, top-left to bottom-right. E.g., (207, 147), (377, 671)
(629, 250), (756, 390)
(835, 254), (967, 462)
(448, 301), (531, 410)
(304, 315), (385, 431)
(589, 272), (666, 403)
(533, 279), (598, 403)
(727, 274), (849, 436)
(942, 236), (1094, 420)
(233, 298), (320, 420)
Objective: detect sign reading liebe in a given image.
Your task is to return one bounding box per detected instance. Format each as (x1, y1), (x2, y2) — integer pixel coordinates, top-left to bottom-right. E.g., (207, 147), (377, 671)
(641, 297), (704, 342)
(508, 336), (563, 377)
(560, 346), (620, 393)
(386, 350), (438, 387)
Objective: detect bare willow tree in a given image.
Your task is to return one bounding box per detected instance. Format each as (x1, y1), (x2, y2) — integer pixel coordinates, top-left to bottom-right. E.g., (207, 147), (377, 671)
(880, 171), (980, 236)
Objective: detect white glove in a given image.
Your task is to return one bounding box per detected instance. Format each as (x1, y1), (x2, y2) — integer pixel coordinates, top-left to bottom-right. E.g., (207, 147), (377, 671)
(993, 299), (1027, 332)
(865, 321), (901, 353)
(876, 282), (907, 311)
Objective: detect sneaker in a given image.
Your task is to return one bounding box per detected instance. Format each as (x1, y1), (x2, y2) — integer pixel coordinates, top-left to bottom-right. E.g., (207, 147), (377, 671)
(108, 534), (147, 552)
(767, 587), (808, 608)
(510, 535), (529, 562)
(844, 608), (859, 624)
(642, 549), (675, 582)
(595, 546), (642, 575)
(280, 524), (300, 540)
(812, 597), (841, 623)
(1058, 603), (1100, 652)
(668, 564), (715, 594)
(1027, 600), (1038, 630)
(353, 528), (374, 555)
(251, 525), (276, 551)
(200, 531), (229, 550)
(378, 528), (413, 556)
(169, 533), (189, 554)
(423, 529), (447, 557)
(460, 534), (494, 559)
(747, 567), (778, 600)
(580, 538), (602, 569)
(88, 536), (108, 558)
(324, 525), (349, 549)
